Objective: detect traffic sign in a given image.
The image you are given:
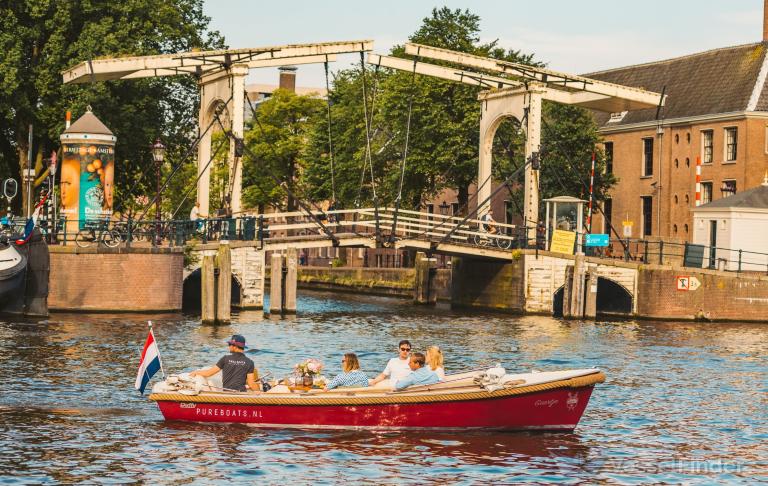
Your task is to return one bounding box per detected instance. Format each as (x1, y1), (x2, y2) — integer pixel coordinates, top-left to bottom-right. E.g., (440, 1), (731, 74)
(585, 233), (609, 247)
(688, 276), (701, 291)
(676, 276), (689, 291)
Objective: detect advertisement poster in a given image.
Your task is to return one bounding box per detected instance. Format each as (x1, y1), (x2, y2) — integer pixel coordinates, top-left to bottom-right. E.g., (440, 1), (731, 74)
(61, 143), (115, 229)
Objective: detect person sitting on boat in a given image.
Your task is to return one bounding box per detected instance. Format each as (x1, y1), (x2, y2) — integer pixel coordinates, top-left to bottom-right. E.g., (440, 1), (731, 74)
(189, 334), (260, 393)
(394, 352), (440, 391)
(425, 345), (446, 380)
(369, 340), (412, 387)
(324, 353), (369, 390)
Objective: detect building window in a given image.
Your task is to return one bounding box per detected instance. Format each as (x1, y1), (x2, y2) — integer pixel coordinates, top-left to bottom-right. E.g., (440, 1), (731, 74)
(721, 180), (737, 197)
(504, 200), (515, 225)
(604, 142), (613, 174)
(685, 194), (690, 204)
(674, 195), (678, 204)
(675, 134), (679, 144)
(451, 202), (459, 215)
(674, 158), (679, 168)
(701, 182), (713, 204)
(673, 224), (678, 234)
(687, 133), (691, 143)
(426, 203), (434, 221)
(686, 157), (690, 167)
(642, 138), (653, 176)
(702, 130), (713, 164)
(603, 198), (612, 234)
(724, 127), (737, 162)
(641, 196), (653, 237)
(684, 223), (689, 233)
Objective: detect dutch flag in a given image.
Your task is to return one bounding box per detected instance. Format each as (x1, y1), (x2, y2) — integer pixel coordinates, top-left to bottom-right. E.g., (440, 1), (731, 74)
(135, 323), (164, 395)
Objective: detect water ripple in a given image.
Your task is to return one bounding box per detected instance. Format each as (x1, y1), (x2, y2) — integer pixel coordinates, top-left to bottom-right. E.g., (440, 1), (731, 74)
(0, 290), (765, 483)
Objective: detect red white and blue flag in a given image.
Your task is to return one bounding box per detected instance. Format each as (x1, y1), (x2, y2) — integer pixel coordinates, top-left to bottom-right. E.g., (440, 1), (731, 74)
(15, 191), (49, 246)
(135, 324), (163, 395)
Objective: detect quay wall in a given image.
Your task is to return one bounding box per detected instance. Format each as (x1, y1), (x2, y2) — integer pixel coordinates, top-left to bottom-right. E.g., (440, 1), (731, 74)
(450, 250), (768, 321)
(49, 247), (184, 312)
(294, 266), (451, 300)
(636, 265), (768, 321)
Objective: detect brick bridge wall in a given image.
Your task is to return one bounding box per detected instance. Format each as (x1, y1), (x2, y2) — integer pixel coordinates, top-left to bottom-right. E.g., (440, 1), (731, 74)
(49, 247), (183, 311)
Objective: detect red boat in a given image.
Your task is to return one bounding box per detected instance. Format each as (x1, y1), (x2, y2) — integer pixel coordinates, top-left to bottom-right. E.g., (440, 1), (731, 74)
(149, 368), (605, 431)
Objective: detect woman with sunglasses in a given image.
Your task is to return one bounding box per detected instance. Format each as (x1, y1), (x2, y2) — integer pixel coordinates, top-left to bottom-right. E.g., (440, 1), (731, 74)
(324, 353), (369, 390)
(369, 340), (413, 387)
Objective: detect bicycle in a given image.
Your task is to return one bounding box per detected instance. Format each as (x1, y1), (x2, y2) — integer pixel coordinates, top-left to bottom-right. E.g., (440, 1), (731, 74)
(472, 228), (513, 250)
(75, 221), (121, 248)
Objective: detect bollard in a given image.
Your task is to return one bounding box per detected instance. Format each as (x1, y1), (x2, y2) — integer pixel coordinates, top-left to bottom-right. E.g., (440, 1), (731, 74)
(584, 269), (597, 319)
(216, 242), (232, 324)
(270, 252), (284, 314)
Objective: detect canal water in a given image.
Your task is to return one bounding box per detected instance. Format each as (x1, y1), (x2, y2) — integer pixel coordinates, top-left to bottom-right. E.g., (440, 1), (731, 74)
(0, 291), (765, 484)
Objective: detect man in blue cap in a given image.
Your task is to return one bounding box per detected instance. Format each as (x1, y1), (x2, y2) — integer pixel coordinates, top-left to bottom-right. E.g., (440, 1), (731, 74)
(190, 334), (259, 392)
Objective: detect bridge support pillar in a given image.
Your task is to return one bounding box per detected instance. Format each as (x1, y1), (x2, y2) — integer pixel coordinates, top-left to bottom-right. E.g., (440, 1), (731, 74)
(414, 252), (438, 305)
(216, 242), (232, 324)
(285, 248), (298, 314)
(584, 269), (597, 319)
(269, 249), (298, 315)
(270, 253), (284, 314)
(201, 251), (216, 324)
(564, 254), (587, 319)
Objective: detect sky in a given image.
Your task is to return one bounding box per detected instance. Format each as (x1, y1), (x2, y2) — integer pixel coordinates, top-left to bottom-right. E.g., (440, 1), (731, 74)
(203, 0), (765, 88)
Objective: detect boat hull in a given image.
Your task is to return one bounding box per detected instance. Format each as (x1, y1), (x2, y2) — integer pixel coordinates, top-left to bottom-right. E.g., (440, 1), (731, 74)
(154, 385), (596, 431)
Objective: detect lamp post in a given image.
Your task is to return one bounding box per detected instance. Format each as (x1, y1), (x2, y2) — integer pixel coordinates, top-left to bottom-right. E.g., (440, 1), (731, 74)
(151, 139), (166, 245)
(439, 200), (449, 216)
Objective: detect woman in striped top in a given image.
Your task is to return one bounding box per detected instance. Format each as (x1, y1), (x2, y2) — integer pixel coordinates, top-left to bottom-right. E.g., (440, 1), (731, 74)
(324, 353), (369, 390)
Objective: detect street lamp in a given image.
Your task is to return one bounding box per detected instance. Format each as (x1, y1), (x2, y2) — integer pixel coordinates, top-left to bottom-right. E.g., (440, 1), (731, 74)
(720, 181), (735, 198)
(439, 200), (449, 216)
(151, 138), (166, 245)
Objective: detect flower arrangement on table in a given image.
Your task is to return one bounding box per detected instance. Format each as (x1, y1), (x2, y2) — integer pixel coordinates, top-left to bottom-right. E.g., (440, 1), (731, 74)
(292, 358), (325, 387)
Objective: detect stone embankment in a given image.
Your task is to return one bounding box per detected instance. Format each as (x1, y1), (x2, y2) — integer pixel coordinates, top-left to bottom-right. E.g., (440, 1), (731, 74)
(294, 266), (451, 300)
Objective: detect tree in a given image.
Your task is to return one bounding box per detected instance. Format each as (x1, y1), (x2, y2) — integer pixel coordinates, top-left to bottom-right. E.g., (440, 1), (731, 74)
(241, 89), (325, 212)
(0, 0), (223, 215)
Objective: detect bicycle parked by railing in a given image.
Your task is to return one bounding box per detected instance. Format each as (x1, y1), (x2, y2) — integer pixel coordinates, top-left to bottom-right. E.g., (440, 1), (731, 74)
(75, 220), (122, 248)
(472, 228), (513, 250)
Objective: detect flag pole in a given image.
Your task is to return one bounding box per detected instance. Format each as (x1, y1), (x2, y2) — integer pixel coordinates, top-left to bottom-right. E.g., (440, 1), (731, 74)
(148, 320), (167, 380)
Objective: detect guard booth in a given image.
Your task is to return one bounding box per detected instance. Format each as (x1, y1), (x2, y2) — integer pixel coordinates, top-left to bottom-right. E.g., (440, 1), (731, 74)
(544, 196), (586, 253)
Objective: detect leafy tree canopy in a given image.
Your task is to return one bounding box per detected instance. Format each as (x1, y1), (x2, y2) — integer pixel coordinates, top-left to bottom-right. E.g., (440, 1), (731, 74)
(0, 0), (223, 214)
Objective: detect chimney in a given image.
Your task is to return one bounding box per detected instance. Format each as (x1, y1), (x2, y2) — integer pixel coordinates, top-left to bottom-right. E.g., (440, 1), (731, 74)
(279, 66), (297, 93)
(764, 0), (768, 41)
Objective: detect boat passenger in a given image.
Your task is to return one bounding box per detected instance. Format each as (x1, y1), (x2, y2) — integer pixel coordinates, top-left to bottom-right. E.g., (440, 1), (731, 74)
(425, 345), (446, 380)
(190, 334), (260, 393)
(394, 352), (440, 391)
(369, 340), (412, 386)
(324, 353), (369, 390)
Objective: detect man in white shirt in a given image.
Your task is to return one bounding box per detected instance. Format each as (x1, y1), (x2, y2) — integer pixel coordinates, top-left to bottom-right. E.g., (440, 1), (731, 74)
(369, 340), (412, 386)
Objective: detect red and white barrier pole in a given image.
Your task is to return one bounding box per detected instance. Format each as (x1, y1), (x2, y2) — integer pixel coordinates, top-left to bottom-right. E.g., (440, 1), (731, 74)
(695, 155), (701, 206)
(65, 111), (71, 129)
(587, 152), (596, 233)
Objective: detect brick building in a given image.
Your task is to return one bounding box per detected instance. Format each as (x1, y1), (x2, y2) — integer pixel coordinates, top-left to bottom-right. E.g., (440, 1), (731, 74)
(588, 39), (768, 242)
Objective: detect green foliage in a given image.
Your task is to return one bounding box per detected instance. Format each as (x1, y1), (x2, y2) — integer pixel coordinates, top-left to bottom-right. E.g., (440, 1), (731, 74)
(241, 89), (325, 211)
(0, 0), (223, 214)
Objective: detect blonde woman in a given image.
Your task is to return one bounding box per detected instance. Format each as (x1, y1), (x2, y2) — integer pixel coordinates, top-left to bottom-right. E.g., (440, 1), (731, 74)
(426, 346), (446, 380)
(324, 353), (369, 390)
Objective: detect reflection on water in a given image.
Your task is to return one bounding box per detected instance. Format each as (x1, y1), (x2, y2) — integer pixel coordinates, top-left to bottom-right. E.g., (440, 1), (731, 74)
(0, 291), (765, 483)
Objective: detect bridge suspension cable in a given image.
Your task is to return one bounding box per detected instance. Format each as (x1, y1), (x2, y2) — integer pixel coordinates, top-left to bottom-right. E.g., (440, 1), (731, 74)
(358, 51), (381, 244)
(135, 94), (234, 222)
(388, 53), (419, 244)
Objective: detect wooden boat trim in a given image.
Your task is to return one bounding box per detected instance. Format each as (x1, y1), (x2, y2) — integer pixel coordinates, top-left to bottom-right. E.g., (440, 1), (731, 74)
(149, 371), (605, 406)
